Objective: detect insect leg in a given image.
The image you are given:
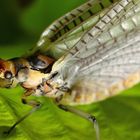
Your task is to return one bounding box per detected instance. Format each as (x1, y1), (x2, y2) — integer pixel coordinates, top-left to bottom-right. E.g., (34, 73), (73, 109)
(21, 89), (40, 107)
(4, 90), (41, 135)
(58, 104), (99, 140)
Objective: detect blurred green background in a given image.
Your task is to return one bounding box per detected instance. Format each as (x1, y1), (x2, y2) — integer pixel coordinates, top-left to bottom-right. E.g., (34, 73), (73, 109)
(0, 0), (86, 59)
(1, 0), (140, 140)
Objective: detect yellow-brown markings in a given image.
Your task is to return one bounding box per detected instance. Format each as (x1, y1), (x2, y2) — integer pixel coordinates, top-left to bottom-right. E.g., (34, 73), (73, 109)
(123, 71), (140, 88)
(60, 71), (140, 105)
(109, 81), (124, 96)
(0, 60), (16, 76)
(22, 69), (48, 89)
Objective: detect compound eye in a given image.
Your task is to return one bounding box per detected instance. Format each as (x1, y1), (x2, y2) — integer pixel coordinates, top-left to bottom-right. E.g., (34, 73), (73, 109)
(4, 71), (13, 79)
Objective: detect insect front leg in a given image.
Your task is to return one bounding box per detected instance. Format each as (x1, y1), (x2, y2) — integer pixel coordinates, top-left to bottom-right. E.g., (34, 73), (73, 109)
(4, 89), (41, 135)
(21, 89), (41, 107)
(58, 104), (100, 140)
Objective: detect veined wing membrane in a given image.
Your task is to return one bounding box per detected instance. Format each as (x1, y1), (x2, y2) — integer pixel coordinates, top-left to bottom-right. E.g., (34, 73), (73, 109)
(60, 28), (140, 105)
(52, 0), (140, 71)
(75, 11), (140, 58)
(51, 0), (140, 105)
(51, 0), (139, 59)
(49, 0), (140, 59)
(68, 0), (140, 58)
(32, 0), (118, 59)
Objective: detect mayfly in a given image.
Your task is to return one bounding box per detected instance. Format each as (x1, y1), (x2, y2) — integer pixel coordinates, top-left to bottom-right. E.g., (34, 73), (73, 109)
(1, 0), (140, 139)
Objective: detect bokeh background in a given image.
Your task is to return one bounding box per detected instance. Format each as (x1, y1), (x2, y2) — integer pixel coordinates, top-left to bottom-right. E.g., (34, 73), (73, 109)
(0, 0), (86, 58)
(0, 0), (140, 140)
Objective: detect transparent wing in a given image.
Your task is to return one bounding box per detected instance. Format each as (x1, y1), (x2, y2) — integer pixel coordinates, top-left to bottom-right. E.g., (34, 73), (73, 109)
(51, 0), (140, 105)
(60, 28), (140, 105)
(80, 28), (140, 98)
(52, 0), (140, 69)
(29, 0), (118, 59)
(67, 0), (140, 59)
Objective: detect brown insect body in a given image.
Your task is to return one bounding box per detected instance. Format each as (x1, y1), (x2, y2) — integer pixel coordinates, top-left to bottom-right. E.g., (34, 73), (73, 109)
(0, 54), (55, 90)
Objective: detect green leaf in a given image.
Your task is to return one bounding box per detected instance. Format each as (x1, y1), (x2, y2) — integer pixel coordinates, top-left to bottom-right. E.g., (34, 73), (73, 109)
(1, 85), (140, 140)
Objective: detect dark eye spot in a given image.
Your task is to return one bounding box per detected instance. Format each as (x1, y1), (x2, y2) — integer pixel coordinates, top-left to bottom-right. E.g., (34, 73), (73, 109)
(4, 71), (13, 79)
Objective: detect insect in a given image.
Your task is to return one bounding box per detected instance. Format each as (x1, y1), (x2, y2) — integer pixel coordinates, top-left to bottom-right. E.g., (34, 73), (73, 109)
(1, 0), (140, 139)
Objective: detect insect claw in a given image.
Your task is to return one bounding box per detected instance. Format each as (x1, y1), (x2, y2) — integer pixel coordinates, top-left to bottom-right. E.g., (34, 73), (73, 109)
(88, 116), (100, 140)
(88, 115), (96, 123)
